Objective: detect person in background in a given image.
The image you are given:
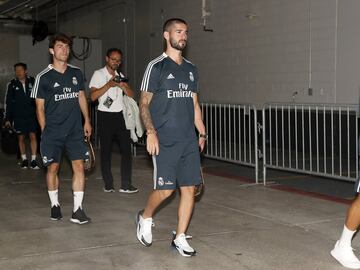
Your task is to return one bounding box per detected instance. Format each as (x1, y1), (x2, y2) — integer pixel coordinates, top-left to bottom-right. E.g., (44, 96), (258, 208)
(4, 62), (40, 169)
(89, 48), (138, 194)
(31, 33), (92, 224)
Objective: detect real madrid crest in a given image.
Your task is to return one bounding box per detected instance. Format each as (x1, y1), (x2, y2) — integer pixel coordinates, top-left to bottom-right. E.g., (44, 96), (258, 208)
(158, 177), (164, 186)
(72, 77), (78, 85)
(189, 72), (194, 82)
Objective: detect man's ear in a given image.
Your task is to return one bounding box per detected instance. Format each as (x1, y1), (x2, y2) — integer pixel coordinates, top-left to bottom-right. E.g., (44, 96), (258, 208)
(49, 48), (54, 55)
(163, 31), (169, 41)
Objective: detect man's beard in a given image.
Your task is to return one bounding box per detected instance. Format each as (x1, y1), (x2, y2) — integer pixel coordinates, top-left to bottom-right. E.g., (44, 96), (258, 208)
(170, 38), (187, 51)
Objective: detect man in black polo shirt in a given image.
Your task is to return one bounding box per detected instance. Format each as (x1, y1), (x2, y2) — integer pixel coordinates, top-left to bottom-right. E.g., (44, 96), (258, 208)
(136, 18), (207, 257)
(31, 33), (92, 225)
(4, 62), (39, 169)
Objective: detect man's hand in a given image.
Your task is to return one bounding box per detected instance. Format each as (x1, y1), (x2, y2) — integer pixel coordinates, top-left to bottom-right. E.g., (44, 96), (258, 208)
(146, 133), (159, 156)
(107, 77), (119, 88)
(4, 121), (11, 128)
(84, 121), (92, 138)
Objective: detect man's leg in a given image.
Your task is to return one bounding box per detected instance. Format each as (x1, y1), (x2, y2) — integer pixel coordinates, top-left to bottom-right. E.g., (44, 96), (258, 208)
(17, 134), (26, 156)
(170, 186), (197, 257)
(116, 115), (135, 192)
(143, 189), (174, 218)
(47, 163), (62, 221)
(98, 112), (115, 191)
(70, 159), (90, 224)
(29, 132), (37, 157)
(176, 186), (196, 236)
(29, 132), (39, 169)
(17, 134), (28, 168)
(171, 141), (200, 257)
(137, 189), (174, 246)
(331, 195), (360, 269)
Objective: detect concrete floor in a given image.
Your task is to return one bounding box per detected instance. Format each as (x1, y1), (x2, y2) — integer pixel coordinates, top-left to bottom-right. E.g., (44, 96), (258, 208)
(0, 148), (356, 270)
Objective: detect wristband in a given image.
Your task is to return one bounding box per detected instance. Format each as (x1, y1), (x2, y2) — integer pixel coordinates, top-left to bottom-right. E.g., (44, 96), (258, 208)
(199, 133), (208, 140)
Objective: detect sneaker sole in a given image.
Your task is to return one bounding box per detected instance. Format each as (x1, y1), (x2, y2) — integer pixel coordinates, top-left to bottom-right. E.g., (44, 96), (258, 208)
(50, 217), (62, 221)
(330, 249), (360, 269)
(120, 190), (139, 194)
(171, 241), (196, 257)
(103, 189), (115, 193)
(70, 218), (90, 225)
(31, 167), (40, 170)
(135, 211), (152, 247)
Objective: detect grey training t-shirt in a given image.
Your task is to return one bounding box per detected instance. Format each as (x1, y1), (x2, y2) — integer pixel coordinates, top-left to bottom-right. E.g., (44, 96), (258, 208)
(140, 53), (198, 143)
(31, 64), (85, 136)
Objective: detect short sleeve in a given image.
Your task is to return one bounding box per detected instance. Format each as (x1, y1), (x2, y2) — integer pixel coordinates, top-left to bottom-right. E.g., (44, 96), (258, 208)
(89, 70), (106, 89)
(76, 70), (85, 91)
(31, 74), (46, 99)
(140, 63), (160, 93)
(193, 67), (199, 93)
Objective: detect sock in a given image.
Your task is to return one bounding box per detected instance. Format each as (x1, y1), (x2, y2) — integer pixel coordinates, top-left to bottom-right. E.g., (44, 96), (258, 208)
(339, 225), (356, 248)
(31, 155), (36, 161)
(21, 154), (27, 160)
(48, 189), (59, 207)
(73, 191), (84, 212)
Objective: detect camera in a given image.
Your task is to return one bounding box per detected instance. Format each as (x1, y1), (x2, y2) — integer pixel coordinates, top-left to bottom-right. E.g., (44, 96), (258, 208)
(113, 76), (128, 83)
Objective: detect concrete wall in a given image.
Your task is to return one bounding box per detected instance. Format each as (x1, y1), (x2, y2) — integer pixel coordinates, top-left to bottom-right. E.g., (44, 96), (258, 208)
(2, 1), (360, 106)
(0, 34), (19, 108)
(145, 0), (340, 105)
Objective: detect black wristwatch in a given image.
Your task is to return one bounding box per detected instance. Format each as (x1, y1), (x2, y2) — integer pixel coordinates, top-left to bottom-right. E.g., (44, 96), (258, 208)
(199, 133), (208, 140)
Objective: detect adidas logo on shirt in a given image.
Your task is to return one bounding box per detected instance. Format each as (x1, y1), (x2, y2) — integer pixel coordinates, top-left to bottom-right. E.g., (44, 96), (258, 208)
(167, 73), (175, 79)
(53, 82), (60, 87)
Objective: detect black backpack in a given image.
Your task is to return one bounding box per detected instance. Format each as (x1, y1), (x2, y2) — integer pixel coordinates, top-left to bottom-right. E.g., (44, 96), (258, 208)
(1, 127), (18, 155)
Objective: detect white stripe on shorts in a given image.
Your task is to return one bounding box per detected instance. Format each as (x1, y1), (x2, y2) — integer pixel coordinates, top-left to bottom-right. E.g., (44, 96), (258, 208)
(152, 155), (157, 189)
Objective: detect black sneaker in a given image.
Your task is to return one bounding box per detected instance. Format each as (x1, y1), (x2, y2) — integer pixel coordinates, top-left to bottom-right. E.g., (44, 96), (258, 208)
(20, 159), (28, 169)
(50, 205), (63, 221)
(119, 185), (139, 194)
(70, 208), (91, 224)
(30, 160), (40, 170)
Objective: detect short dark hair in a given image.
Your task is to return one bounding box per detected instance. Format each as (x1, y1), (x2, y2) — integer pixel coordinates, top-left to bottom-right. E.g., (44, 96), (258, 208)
(49, 33), (72, 49)
(163, 18), (187, 32)
(14, 62), (27, 70)
(106, 48), (123, 57)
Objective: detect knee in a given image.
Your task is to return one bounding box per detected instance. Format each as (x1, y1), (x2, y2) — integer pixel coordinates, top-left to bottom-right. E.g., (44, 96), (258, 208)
(157, 189), (174, 200)
(72, 161), (84, 174)
(47, 164), (59, 175)
(180, 186), (196, 196)
(29, 133), (37, 140)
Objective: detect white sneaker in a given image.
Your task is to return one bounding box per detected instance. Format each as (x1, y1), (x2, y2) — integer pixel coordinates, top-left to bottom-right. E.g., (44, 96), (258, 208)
(172, 233), (196, 257)
(331, 241), (360, 269)
(136, 210), (153, 247)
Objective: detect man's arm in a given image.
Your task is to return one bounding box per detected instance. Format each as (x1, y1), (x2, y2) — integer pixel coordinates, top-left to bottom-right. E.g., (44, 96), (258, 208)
(193, 93), (206, 151)
(78, 91), (92, 137)
(90, 79), (134, 101)
(35, 98), (46, 131)
(139, 91), (159, 155)
(90, 80), (112, 102)
(119, 82), (135, 98)
(4, 82), (13, 127)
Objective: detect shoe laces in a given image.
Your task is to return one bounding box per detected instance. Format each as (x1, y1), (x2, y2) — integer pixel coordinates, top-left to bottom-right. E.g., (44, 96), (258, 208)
(141, 217), (154, 232)
(175, 233), (192, 249)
